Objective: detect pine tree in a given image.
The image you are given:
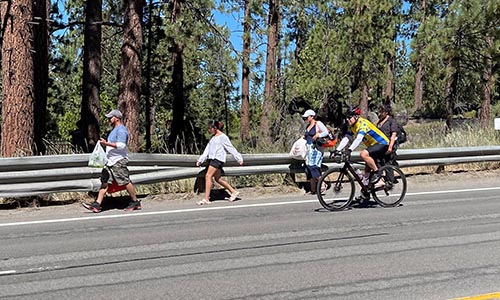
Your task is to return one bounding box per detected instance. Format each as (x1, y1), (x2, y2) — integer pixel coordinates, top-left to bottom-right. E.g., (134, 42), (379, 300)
(118, 0), (144, 152)
(1, 0), (36, 156)
(260, 0), (281, 145)
(81, 0), (103, 151)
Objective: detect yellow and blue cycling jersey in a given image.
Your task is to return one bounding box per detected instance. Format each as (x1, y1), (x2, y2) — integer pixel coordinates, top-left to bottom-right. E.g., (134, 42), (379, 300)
(347, 117), (389, 147)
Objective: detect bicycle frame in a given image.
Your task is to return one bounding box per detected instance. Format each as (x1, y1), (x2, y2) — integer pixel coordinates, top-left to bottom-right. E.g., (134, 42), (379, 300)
(338, 159), (371, 194)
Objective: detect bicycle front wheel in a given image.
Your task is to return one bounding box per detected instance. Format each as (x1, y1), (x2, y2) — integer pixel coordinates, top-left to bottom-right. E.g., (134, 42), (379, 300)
(371, 165), (407, 207)
(317, 169), (355, 211)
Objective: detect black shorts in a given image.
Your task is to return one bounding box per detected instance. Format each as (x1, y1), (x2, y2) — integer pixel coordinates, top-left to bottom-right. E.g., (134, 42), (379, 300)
(366, 144), (389, 161)
(208, 159), (224, 170)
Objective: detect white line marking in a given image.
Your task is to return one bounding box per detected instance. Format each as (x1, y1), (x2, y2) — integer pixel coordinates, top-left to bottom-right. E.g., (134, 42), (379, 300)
(0, 186), (499, 228)
(0, 270), (17, 275)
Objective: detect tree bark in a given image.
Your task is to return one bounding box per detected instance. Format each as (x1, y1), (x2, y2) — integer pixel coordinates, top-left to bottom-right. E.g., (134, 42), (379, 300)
(1, 0), (35, 157)
(360, 83), (369, 118)
(444, 59), (459, 131)
(81, 0), (102, 152)
(413, 0), (426, 114)
(259, 0), (280, 145)
(413, 52), (424, 113)
(167, 0), (185, 153)
(33, 0), (49, 155)
(384, 57), (394, 105)
(239, 0), (251, 142)
(118, 0), (144, 152)
(144, 0), (154, 152)
(480, 34), (493, 129)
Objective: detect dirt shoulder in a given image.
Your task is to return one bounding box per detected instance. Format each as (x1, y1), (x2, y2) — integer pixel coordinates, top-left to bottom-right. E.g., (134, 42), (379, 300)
(0, 168), (498, 221)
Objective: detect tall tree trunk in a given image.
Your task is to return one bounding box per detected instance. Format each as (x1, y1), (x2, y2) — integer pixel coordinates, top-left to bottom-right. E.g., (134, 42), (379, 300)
(480, 34), (493, 129)
(413, 0), (426, 114)
(144, 0), (154, 152)
(293, 6), (306, 64)
(259, 0), (280, 145)
(444, 59), (459, 131)
(413, 51), (424, 113)
(81, 0), (102, 152)
(118, 0), (144, 152)
(167, 0), (185, 153)
(0, 0), (35, 157)
(384, 57), (394, 105)
(33, 0), (49, 155)
(360, 83), (369, 118)
(240, 0), (251, 142)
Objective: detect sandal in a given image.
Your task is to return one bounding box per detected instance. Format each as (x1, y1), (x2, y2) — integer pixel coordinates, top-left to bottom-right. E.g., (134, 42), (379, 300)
(228, 191), (240, 202)
(196, 199), (211, 205)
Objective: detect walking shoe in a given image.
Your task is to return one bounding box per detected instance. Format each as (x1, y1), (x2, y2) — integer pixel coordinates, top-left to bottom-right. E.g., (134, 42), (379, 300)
(229, 191), (240, 202)
(124, 200), (141, 211)
(82, 201), (101, 213)
(369, 172), (381, 184)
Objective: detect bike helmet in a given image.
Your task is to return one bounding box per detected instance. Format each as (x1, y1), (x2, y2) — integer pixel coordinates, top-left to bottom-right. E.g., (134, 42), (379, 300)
(345, 106), (361, 118)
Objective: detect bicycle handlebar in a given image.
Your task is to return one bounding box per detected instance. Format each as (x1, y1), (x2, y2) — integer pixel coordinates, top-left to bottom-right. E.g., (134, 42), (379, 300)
(329, 150), (350, 161)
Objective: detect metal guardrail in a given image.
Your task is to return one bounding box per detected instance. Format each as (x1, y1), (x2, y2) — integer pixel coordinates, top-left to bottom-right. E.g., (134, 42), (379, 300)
(0, 146), (499, 198)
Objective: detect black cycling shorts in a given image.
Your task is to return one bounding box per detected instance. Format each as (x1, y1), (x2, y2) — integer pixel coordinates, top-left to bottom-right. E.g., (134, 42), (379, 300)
(366, 144), (389, 161)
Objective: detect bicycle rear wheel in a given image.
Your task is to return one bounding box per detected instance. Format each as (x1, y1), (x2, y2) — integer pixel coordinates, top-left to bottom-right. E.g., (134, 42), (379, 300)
(371, 165), (407, 207)
(317, 169), (355, 211)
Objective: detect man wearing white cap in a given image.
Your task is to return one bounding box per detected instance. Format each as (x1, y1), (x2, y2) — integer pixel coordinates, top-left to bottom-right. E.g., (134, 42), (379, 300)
(82, 109), (141, 213)
(302, 109), (329, 194)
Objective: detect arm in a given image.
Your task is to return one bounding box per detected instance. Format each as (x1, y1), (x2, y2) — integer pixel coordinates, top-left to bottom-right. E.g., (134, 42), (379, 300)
(221, 135), (243, 165)
(348, 133), (365, 151)
(197, 142), (210, 166)
(336, 136), (350, 151)
(387, 119), (398, 153)
(100, 128), (127, 149)
(315, 121), (329, 138)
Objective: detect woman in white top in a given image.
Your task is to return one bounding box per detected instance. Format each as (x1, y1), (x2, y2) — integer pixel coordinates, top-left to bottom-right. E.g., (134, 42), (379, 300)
(196, 120), (244, 205)
(302, 109), (329, 194)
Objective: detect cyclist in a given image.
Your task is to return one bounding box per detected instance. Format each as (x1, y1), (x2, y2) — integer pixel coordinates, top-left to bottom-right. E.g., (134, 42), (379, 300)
(336, 106), (390, 191)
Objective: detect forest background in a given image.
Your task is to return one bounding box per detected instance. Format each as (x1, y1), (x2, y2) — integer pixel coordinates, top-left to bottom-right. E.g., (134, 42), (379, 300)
(0, 0), (499, 158)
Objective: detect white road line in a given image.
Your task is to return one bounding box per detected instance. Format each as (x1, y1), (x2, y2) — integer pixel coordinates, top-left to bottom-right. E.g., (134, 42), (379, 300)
(0, 186), (499, 228)
(0, 270), (17, 275)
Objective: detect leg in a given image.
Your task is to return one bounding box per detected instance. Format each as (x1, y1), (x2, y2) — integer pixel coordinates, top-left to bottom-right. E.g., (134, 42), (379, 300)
(213, 170), (236, 195)
(360, 149), (378, 173)
(203, 165), (218, 202)
(213, 170), (240, 201)
(125, 182), (137, 201)
(82, 168), (109, 213)
(95, 184), (108, 205)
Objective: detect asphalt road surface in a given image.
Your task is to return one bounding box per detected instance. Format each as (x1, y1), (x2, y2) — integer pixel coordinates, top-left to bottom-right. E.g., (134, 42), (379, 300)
(1, 171), (500, 300)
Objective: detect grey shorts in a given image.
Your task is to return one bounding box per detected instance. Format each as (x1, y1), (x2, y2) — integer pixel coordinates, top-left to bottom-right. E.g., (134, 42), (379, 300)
(101, 159), (131, 186)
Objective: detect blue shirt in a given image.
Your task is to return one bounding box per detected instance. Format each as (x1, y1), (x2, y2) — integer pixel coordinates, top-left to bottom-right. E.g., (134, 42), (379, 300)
(106, 124), (129, 166)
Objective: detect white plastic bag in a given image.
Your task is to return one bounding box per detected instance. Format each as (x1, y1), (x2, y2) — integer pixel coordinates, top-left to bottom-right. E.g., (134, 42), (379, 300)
(88, 143), (107, 168)
(289, 138), (307, 161)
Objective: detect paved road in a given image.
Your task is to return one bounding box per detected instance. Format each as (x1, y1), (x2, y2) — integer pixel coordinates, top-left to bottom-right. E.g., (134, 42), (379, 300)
(1, 172), (500, 300)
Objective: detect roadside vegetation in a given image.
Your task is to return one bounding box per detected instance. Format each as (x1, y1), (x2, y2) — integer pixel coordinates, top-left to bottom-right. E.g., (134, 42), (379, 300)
(2, 118), (499, 209)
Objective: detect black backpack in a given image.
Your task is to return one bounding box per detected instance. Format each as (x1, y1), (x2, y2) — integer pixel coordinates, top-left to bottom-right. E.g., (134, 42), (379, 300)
(397, 125), (407, 144)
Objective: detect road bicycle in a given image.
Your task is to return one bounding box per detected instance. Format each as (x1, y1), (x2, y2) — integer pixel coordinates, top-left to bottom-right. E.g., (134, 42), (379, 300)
(317, 150), (407, 211)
